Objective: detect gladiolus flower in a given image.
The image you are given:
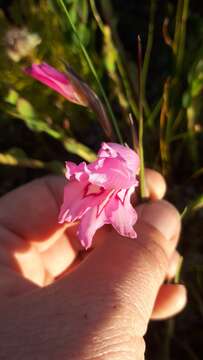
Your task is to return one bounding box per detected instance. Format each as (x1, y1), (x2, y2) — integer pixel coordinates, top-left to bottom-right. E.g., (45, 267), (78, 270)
(25, 62), (113, 138)
(25, 62), (88, 105)
(59, 142), (140, 249)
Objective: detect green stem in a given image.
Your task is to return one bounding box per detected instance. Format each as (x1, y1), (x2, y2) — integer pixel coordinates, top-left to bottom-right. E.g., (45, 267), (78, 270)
(147, 97), (162, 128)
(57, 0), (123, 143)
(89, 0), (104, 33)
(99, 1), (141, 117)
(90, 0), (139, 119)
(116, 58), (139, 119)
(176, 0), (189, 73)
(89, 0), (131, 121)
(142, 0), (157, 110)
(137, 36), (145, 198)
(129, 113), (138, 152)
(175, 255), (183, 283)
(173, 0), (183, 55)
(163, 319), (175, 360)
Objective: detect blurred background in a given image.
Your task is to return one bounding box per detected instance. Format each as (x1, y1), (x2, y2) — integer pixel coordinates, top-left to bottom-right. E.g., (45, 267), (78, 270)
(0, 0), (202, 359)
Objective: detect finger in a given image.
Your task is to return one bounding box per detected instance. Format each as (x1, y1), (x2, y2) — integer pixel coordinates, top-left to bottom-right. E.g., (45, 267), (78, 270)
(151, 284), (187, 320)
(166, 250), (182, 280)
(144, 169), (166, 200)
(135, 200), (181, 252)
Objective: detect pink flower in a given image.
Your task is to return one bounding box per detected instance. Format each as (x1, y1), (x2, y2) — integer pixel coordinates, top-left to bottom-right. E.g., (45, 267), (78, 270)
(59, 142), (140, 249)
(25, 63), (87, 105)
(25, 62), (113, 138)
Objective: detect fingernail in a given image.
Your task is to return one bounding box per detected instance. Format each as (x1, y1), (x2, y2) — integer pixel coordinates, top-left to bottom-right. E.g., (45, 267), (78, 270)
(137, 200), (181, 241)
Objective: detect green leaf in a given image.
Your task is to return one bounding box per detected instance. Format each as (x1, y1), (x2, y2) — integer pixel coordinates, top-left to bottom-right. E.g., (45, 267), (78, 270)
(0, 148), (64, 174)
(5, 89), (19, 105)
(191, 78), (203, 97)
(182, 92), (191, 108)
(63, 137), (96, 162)
(12, 98), (61, 139)
(188, 194), (203, 212)
(17, 98), (36, 118)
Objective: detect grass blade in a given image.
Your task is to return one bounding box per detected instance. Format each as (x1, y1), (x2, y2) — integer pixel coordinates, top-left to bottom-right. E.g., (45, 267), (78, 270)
(57, 0), (123, 143)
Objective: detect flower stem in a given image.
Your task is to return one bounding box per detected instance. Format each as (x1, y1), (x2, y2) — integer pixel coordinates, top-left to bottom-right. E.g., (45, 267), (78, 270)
(57, 0), (123, 144)
(129, 113), (139, 152)
(89, 0), (139, 120)
(137, 36), (145, 198)
(176, 0), (189, 74)
(142, 0), (157, 112)
(99, 0), (140, 119)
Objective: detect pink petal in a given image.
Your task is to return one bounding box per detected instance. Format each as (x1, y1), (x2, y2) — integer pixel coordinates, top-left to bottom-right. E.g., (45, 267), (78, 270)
(105, 186), (137, 238)
(65, 161), (89, 181)
(97, 189), (116, 216)
(98, 142), (140, 175)
(58, 142), (140, 248)
(35, 63), (69, 83)
(98, 142), (118, 158)
(58, 180), (88, 223)
(25, 63), (85, 105)
(77, 207), (107, 249)
(116, 189), (127, 203)
(88, 157), (137, 189)
(59, 180), (114, 224)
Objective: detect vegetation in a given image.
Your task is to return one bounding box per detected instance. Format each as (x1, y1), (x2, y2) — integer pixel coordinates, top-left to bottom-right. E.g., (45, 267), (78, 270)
(0, 0), (202, 358)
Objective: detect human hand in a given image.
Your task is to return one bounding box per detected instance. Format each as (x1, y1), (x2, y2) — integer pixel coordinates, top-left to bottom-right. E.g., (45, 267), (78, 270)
(0, 170), (186, 359)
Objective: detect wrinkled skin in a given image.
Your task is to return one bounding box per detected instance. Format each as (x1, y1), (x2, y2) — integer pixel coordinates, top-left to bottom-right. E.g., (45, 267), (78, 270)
(0, 170), (187, 360)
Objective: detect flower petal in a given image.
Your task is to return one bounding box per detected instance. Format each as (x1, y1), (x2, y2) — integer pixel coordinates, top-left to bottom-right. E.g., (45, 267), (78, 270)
(59, 180), (113, 223)
(65, 161), (89, 181)
(58, 142), (140, 248)
(58, 180), (88, 223)
(25, 63), (86, 105)
(77, 207), (107, 249)
(105, 186), (137, 238)
(88, 157), (137, 189)
(35, 63), (68, 83)
(98, 142), (140, 175)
